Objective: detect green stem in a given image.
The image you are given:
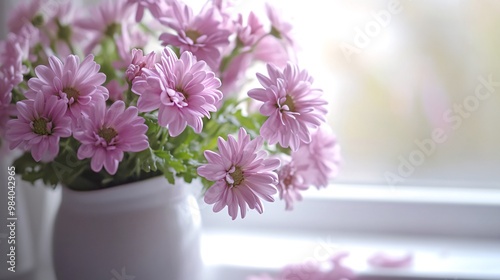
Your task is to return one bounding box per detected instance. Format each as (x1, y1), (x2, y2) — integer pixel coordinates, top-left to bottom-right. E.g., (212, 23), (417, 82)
(219, 33), (273, 75)
(64, 38), (76, 55)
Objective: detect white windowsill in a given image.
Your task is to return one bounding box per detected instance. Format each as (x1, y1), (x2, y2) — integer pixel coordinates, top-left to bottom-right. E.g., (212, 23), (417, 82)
(198, 182), (500, 279)
(200, 183), (500, 239)
(302, 182), (500, 206)
(201, 228), (500, 280)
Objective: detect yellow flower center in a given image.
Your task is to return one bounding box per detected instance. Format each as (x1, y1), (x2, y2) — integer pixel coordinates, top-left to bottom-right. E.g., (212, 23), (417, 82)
(63, 87), (80, 100)
(57, 24), (72, 40)
(229, 166), (244, 186)
(98, 127), (118, 144)
(283, 174), (293, 187)
(186, 30), (202, 43)
(270, 26), (282, 39)
(31, 14), (44, 27)
(282, 94), (296, 112)
(32, 118), (51, 135)
(105, 22), (121, 37)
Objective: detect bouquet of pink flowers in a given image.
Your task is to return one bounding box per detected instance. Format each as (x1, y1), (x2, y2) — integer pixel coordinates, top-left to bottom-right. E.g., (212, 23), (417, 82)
(0, 0), (341, 219)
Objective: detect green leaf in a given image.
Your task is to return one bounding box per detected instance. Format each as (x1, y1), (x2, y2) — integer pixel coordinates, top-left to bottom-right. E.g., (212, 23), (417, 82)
(173, 144), (193, 160)
(140, 148), (164, 172)
(12, 152), (55, 187)
(183, 172), (194, 183)
(155, 150), (186, 173)
(201, 177), (213, 192)
(164, 170), (175, 184)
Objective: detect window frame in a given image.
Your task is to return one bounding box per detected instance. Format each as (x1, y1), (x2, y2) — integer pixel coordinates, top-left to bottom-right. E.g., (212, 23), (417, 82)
(199, 182), (500, 239)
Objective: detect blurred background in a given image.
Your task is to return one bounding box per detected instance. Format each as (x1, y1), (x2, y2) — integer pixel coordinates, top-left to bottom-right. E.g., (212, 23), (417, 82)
(2, 0), (499, 188)
(268, 0), (500, 188)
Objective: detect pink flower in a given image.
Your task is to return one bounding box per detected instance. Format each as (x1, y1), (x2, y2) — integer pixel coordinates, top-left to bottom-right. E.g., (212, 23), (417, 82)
(218, 12), (265, 94)
(276, 158), (309, 210)
(6, 94), (71, 162)
(73, 101), (149, 175)
(0, 65), (21, 100)
(236, 12), (266, 48)
(125, 48), (156, 82)
(114, 27), (149, 70)
(126, 0), (172, 22)
(0, 31), (32, 85)
(105, 80), (127, 102)
(41, 1), (85, 58)
(265, 3), (294, 47)
(75, 0), (134, 54)
(159, 0), (230, 70)
(248, 63), (327, 151)
(292, 125), (341, 189)
(205, 0), (235, 31)
(7, 0), (43, 33)
(131, 47), (222, 137)
(197, 128), (280, 220)
(242, 3), (295, 68)
(253, 36), (292, 69)
(0, 70), (17, 139)
(26, 54), (109, 120)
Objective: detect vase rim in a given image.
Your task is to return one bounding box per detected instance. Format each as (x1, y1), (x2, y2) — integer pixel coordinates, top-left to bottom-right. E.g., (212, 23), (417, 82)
(59, 176), (198, 210)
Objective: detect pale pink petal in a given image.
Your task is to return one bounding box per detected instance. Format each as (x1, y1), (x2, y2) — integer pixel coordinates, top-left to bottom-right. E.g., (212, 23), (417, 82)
(198, 128), (280, 219)
(248, 63), (328, 151)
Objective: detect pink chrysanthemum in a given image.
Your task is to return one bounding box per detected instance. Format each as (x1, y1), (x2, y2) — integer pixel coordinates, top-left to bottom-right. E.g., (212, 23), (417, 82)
(6, 94), (71, 162)
(125, 48), (156, 82)
(114, 26), (149, 70)
(265, 3), (294, 47)
(253, 35), (292, 69)
(126, 0), (172, 22)
(236, 12), (266, 48)
(197, 128), (280, 220)
(0, 64), (21, 101)
(0, 31), (32, 85)
(0, 70), (17, 139)
(26, 54), (109, 120)
(41, 1), (85, 58)
(131, 47), (223, 137)
(248, 63), (327, 151)
(205, 0), (234, 31)
(218, 12), (264, 95)
(276, 158), (309, 211)
(105, 80), (127, 102)
(159, 0), (230, 70)
(7, 0), (43, 33)
(73, 101), (149, 175)
(75, 0), (134, 54)
(245, 3), (295, 68)
(292, 124), (341, 189)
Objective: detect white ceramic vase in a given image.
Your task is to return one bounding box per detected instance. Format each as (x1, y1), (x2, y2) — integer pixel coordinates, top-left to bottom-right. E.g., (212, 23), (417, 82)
(52, 176), (203, 280)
